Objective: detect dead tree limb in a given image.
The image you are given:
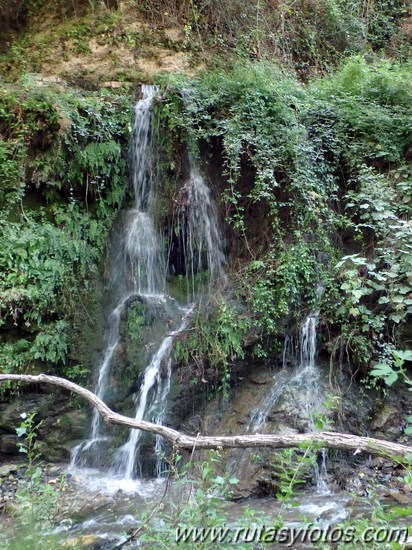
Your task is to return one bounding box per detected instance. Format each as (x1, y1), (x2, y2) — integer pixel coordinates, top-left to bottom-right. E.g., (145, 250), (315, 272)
(1, 373), (411, 461)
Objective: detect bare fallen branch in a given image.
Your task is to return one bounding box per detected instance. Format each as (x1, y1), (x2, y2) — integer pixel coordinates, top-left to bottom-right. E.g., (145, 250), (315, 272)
(1, 373), (411, 461)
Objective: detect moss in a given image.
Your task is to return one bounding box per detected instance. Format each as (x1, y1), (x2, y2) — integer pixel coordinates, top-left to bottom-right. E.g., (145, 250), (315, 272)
(0, 79), (133, 381)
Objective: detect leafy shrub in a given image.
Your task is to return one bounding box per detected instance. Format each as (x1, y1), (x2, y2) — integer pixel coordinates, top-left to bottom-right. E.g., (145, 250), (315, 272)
(159, 57), (411, 374)
(0, 81), (131, 378)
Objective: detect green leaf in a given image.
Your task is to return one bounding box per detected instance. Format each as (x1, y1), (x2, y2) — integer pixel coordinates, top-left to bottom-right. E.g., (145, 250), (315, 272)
(395, 350), (412, 362)
(314, 419), (324, 430)
(389, 314), (403, 323)
(16, 427), (27, 437)
(391, 506), (412, 517)
(385, 371), (398, 386)
(214, 476), (225, 485)
(370, 363), (393, 376)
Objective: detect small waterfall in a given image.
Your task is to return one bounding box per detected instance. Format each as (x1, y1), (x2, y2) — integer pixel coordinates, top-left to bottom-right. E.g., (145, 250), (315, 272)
(244, 313), (329, 493)
(246, 372), (289, 432)
(71, 85), (227, 484)
(299, 312), (329, 493)
(112, 307), (193, 480)
(300, 314), (318, 369)
(125, 210), (164, 296)
(126, 84), (165, 296)
(174, 156), (226, 299)
(70, 296), (130, 468)
(70, 85), (165, 471)
(186, 155), (226, 287)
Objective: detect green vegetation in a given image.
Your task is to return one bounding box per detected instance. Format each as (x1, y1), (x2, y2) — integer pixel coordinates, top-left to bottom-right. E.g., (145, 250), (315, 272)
(0, 412), (68, 550)
(141, 0), (411, 72)
(0, 0), (411, 544)
(174, 297), (250, 395)
(158, 57), (412, 381)
(0, 79), (131, 380)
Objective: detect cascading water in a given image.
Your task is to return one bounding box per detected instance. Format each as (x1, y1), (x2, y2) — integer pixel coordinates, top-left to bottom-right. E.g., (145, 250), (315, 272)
(300, 313), (329, 493)
(244, 312), (329, 492)
(126, 84), (165, 296)
(300, 314), (318, 370)
(70, 85), (165, 472)
(178, 154), (226, 297)
(112, 306), (193, 480)
(70, 296), (130, 468)
(167, 91), (227, 298)
(112, 125), (226, 481)
(71, 84), (227, 485)
(115, 150), (227, 478)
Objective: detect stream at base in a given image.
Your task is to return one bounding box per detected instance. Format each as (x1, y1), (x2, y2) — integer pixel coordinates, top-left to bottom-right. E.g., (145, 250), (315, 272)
(55, 480), (350, 545)
(47, 475), (411, 548)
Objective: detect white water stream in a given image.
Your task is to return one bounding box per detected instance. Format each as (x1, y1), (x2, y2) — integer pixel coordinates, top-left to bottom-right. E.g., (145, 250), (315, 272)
(111, 306), (193, 480)
(70, 84), (226, 486)
(245, 311), (329, 493)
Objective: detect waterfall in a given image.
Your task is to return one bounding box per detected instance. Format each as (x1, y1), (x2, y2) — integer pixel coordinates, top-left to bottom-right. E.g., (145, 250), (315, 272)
(125, 84), (165, 296)
(70, 85), (165, 471)
(244, 312), (329, 493)
(180, 154), (226, 296)
(246, 323), (319, 434)
(300, 314), (318, 369)
(71, 84), (226, 483)
(299, 312), (329, 493)
(114, 151), (227, 478)
(70, 296), (130, 468)
(174, 89), (226, 293)
(112, 307), (193, 480)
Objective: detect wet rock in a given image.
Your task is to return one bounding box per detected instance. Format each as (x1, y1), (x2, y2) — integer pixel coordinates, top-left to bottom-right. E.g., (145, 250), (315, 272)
(371, 404), (399, 430)
(388, 490), (411, 505)
(62, 534), (106, 548)
(0, 395), (45, 432)
(0, 435), (20, 455)
(249, 373), (272, 385)
(0, 461), (73, 510)
(48, 478), (59, 485)
(0, 389), (91, 463)
(35, 441), (71, 462)
(371, 457), (385, 468)
(47, 465), (62, 475)
(0, 464), (18, 477)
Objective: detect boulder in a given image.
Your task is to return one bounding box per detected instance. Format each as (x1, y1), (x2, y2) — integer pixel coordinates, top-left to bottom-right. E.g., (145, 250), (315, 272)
(0, 434), (20, 455)
(0, 464), (18, 477)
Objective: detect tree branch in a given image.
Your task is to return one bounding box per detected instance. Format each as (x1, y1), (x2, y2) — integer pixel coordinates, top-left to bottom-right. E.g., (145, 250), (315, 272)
(1, 373), (411, 461)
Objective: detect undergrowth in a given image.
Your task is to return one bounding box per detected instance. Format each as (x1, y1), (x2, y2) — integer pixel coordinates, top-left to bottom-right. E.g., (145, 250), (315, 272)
(0, 79), (132, 381)
(157, 56), (412, 380)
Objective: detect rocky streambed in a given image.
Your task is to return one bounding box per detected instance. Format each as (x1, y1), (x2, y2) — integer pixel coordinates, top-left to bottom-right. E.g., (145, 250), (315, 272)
(0, 462), (70, 512)
(1, 359), (412, 548)
(1, 454), (412, 550)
